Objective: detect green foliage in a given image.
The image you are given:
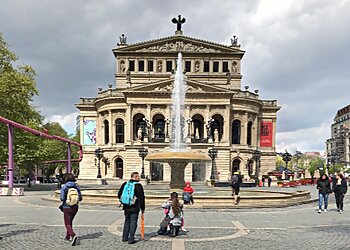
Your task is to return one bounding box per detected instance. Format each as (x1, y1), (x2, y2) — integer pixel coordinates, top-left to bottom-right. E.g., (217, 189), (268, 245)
(307, 157), (325, 178)
(0, 33), (42, 166)
(329, 163), (343, 175)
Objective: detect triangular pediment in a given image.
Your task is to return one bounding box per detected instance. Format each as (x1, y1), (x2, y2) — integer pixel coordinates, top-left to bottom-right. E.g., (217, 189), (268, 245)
(123, 79), (232, 94)
(114, 35), (244, 54)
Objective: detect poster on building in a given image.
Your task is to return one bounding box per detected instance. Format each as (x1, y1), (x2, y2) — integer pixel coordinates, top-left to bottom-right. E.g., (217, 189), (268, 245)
(83, 119), (96, 145)
(260, 121), (273, 147)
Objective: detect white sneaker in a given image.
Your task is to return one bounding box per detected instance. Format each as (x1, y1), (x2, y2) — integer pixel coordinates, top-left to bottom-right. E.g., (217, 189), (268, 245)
(318, 209), (321, 213)
(339, 210), (343, 214)
(181, 227), (187, 232)
(324, 209), (327, 212)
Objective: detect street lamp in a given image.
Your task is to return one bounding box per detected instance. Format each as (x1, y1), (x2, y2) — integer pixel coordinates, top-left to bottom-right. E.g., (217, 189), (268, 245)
(252, 148), (262, 184)
(94, 147), (104, 178)
(138, 147), (148, 179)
(208, 147), (218, 180)
(282, 150), (292, 169)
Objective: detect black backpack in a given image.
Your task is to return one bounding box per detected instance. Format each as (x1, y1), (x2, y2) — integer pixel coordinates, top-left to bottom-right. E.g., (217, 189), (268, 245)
(231, 175), (239, 186)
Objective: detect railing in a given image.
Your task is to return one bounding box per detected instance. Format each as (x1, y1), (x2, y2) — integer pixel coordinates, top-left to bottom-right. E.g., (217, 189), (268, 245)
(0, 116), (83, 188)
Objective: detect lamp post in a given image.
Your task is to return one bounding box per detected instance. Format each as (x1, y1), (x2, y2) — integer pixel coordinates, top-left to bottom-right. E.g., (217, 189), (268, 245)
(282, 150), (292, 169)
(208, 148), (218, 180)
(252, 148), (262, 185)
(94, 147), (104, 178)
(138, 147), (148, 179)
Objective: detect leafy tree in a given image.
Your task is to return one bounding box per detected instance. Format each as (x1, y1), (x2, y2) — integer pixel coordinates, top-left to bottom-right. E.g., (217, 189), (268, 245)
(0, 33), (42, 171)
(308, 157), (325, 178)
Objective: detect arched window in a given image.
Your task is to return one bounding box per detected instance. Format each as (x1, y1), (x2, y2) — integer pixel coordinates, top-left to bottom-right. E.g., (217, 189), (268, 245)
(232, 120), (241, 144)
(247, 121), (252, 145)
(116, 119), (124, 143)
(232, 159), (241, 172)
(104, 120), (109, 144)
(115, 158), (123, 178)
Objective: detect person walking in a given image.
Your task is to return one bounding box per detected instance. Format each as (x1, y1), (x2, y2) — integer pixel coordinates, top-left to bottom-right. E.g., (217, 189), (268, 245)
(118, 172), (145, 244)
(60, 173), (82, 246)
(316, 174), (331, 213)
(333, 172), (347, 214)
(268, 176), (272, 187)
(230, 172), (243, 205)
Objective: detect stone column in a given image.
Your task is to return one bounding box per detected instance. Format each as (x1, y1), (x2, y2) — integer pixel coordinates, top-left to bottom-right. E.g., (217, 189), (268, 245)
(272, 118), (277, 149)
(219, 60), (223, 73)
(204, 105), (210, 139)
(223, 104), (230, 143)
(109, 110), (113, 146)
(125, 105), (132, 143)
(241, 112), (248, 145)
(135, 59), (139, 72)
(80, 116), (84, 145)
(253, 115), (259, 147)
(146, 104), (152, 142)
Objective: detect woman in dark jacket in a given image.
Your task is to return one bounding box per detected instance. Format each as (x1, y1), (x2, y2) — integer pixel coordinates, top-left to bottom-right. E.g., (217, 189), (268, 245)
(333, 172), (347, 214)
(316, 174), (331, 213)
(60, 174), (82, 246)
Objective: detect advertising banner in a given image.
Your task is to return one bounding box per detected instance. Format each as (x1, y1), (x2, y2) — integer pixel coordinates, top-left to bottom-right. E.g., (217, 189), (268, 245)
(260, 121), (273, 147)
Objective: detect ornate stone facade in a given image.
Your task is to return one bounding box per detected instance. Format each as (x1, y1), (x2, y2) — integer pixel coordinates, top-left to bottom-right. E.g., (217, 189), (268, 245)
(76, 31), (280, 184)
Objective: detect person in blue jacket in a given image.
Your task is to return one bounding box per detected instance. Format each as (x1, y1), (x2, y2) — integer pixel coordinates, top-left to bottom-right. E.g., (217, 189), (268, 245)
(60, 173), (82, 246)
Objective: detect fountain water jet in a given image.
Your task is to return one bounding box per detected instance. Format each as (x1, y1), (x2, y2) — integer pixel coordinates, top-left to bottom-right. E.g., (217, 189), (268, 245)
(145, 53), (210, 189)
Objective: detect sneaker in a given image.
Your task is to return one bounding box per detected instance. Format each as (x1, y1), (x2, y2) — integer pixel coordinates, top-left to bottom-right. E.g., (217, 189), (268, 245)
(318, 209), (321, 213)
(181, 227), (187, 232)
(128, 240), (137, 244)
(71, 236), (77, 246)
(324, 209), (327, 213)
(339, 210), (343, 214)
(64, 236), (70, 243)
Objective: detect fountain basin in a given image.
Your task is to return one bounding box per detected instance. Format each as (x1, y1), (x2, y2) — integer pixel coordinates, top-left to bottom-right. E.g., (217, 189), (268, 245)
(145, 151), (211, 189)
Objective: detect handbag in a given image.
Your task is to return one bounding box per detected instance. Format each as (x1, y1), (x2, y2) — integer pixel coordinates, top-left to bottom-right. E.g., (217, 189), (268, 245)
(159, 216), (171, 228)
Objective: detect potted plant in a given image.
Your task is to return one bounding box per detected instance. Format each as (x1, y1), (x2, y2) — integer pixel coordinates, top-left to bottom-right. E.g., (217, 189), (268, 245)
(277, 181), (283, 187)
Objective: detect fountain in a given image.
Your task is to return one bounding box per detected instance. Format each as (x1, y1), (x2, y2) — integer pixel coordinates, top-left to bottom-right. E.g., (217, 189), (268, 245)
(145, 52), (211, 189)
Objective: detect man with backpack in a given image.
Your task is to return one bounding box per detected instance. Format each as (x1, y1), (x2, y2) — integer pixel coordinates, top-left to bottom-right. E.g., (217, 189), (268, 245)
(118, 172), (145, 244)
(230, 171), (242, 205)
(60, 173), (82, 246)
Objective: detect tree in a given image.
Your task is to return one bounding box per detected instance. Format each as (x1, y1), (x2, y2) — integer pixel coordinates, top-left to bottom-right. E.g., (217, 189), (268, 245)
(308, 157), (325, 178)
(0, 33), (42, 170)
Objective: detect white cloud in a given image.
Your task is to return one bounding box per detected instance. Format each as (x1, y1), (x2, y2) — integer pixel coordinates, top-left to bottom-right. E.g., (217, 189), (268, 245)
(45, 112), (79, 135)
(276, 121), (331, 153)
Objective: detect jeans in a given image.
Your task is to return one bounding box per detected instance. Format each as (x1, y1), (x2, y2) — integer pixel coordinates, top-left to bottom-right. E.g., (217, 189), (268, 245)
(63, 206), (78, 238)
(318, 193), (329, 210)
(122, 211), (139, 242)
(335, 192), (344, 210)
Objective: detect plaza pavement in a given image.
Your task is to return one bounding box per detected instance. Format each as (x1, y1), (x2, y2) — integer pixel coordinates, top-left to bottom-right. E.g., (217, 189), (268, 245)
(1, 186), (350, 250)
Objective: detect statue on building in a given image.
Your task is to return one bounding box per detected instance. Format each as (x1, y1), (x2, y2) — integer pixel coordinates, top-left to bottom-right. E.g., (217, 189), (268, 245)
(214, 128), (219, 142)
(157, 60), (163, 72)
(232, 61), (238, 74)
(137, 127), (143, 141)
(230, 35), (240, 47)
(118, 34), (127, 45)
(195, 127), (200, 140)
(172, 15), (186, 32)
(194, 61), (200, 73)
(126, 68), (131, 85)
(120, 60), (126, 73)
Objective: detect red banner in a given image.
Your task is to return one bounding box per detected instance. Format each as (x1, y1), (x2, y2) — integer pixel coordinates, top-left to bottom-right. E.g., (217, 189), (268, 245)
(260, 121), (273, 147)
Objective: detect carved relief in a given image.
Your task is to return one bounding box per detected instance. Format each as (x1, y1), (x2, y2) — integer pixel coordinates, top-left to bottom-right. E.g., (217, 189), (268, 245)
(136, 42), (221, 53)
(194, 61), (200, 72)
(157, 60), (163, 72)
(120, 60), (126, 73)
(232, 61), (238, 74)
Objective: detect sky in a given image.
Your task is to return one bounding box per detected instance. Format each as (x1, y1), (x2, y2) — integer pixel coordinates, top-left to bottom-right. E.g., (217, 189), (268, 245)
(1, 0), (349, 153)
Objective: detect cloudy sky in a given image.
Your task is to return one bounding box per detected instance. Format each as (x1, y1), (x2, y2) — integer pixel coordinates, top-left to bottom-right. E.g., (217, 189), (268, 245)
(1, 0), (349, 153)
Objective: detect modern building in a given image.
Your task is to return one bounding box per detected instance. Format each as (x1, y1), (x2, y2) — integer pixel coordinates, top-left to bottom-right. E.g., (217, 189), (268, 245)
(326, 104), (350, 166)
(76, 19), (280, 184)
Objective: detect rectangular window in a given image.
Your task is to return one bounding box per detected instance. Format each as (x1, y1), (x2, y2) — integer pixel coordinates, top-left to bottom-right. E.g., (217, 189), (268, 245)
(166, 61), (172, 72)
(138, 60), (144, 72)
(223, 61), (229, 72)
(213, 61), (219, 72)
(129, 60), (135, 71)
(203, 61), (209, 72)
(148, 60), (154, 72)
(185, 61), (191, 73)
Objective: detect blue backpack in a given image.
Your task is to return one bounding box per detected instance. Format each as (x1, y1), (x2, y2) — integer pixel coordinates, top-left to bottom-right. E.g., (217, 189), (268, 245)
(121, 181), (136, 206)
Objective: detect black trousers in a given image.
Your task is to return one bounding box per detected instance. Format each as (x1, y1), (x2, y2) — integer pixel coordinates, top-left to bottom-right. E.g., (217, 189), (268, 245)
(335, 192), (344, 210)
(122, 211), (139, 242)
